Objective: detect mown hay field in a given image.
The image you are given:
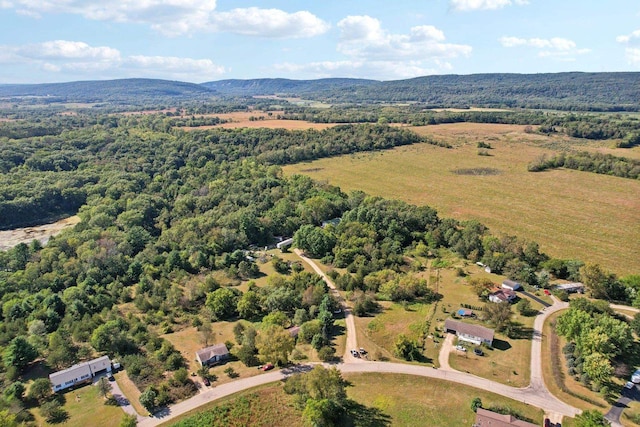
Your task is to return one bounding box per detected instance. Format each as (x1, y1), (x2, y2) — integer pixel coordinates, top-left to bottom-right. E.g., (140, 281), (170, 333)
(283, 123), (640, 275)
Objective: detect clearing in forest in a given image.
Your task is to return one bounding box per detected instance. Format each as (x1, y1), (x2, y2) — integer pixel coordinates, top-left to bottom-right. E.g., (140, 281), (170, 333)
(283, 123), (640, 275)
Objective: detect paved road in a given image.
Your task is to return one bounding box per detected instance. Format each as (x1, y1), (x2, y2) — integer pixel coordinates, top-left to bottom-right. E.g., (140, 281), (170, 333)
(131, 257), (587, 426)
(605, 383), (638, 426)
(520, 290), (551, 308)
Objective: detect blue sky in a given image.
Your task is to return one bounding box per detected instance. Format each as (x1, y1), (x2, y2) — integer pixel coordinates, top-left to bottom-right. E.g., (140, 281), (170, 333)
(0, 0), (638, 83)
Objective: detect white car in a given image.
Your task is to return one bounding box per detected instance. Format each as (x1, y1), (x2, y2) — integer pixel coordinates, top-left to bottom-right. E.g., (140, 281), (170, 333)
(455, 345), (467, 352)
(625, 381), (636, 390)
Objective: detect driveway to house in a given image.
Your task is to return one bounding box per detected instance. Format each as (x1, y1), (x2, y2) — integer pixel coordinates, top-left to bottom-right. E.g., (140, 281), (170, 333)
(132, 259), (584, 426)
(93, 374), (140, 419)
(605, 382), (638, 426)
(295, 249), (362, 362)
(438, 332), (455, 370)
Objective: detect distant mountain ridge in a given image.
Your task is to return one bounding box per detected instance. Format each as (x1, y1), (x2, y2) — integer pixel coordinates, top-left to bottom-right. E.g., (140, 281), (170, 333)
(1, 72), (639, 110)
(200, 77), (378, 96)
(0, 78), (214, 103)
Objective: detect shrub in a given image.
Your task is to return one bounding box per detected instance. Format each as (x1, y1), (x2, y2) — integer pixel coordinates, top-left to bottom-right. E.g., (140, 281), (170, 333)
(318, 346), (336, 362)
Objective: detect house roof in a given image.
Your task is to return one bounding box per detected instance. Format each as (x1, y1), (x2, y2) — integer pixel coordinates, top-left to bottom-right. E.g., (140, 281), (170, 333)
(475, 408), (539, 427)
(287, 326), (301, 337)
(196, 343), (229, 362)
(49, 355), (111, 387)
(445, 319), (494, 342)
(490, 289), (516, 301)
(457, 308), (473, 316)
(502, 280), (522, 289)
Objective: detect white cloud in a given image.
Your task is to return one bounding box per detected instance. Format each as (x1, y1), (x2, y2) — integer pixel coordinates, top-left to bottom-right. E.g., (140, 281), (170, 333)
(274, 60), (443, 80)
(0, 40), (226, 81)
(499, 36), (589, 60)
(210, 8), (329, 38)
(1, 1), (329, 37)
(450, 0), (528, 12)
(616, 29), (640, 45)
(273, 16), (470, 80)
(623, 48), (640, 66)
(337, 15), (471, 61)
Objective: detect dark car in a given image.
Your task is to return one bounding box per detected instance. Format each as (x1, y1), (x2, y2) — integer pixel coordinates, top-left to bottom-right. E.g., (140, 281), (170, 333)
(473, 348), (484, 356)
(203, 377), (210, 386)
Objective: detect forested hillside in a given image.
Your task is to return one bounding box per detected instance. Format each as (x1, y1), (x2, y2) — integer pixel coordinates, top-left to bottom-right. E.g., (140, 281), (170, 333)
(2, 72), (640, 111)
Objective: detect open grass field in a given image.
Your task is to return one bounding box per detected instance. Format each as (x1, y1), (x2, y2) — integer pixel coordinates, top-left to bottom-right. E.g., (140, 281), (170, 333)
(344, 372), (544, 427)
(162, 373), (546, 427)
(282, 123), (640, 275)
(31, 381), (125, 427)
(163, 383), (303, 427)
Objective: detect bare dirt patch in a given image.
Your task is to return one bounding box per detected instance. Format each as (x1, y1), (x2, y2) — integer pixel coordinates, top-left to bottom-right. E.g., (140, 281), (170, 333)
(0, 215), (80, 250)
(183, 120), (338, 131)
(451, 168), (502, 176)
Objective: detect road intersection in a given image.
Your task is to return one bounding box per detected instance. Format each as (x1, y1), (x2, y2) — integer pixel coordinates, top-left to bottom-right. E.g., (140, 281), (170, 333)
(134, 253), (593, 426)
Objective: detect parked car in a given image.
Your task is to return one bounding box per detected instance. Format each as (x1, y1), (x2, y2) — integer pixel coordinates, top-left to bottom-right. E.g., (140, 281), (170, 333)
(632, 369), (640, 383)
(544, 289), (551, 295)
(351, 349), (360, 358)
(473, 348), (484, 356)
(262, 363), (274, 371)
(625, 381), (636, 390)
(203, 377), (210, 386)
(455, 345), (467, 352)
(359, 348), (367, 355)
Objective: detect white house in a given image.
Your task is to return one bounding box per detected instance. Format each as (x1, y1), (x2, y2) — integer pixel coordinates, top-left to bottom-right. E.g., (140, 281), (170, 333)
(444, 319), (494, 346)
(489, 289), (517, 304)
(196, 343), (230, 366)
(501, 280), (522, 291)
(49, 355), (112, 392)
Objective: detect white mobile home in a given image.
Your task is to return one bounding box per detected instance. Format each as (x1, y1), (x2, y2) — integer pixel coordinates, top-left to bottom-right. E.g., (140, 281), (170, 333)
(49, 355), (112, 392)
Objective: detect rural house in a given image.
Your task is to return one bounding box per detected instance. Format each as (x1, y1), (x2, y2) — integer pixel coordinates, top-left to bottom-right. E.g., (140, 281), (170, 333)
(501, 280), (522, 291)
(49, 355), (112, 392)
(554, 282), (584, 293)
(444, 319), (494, 346)
(489, 288), (517, 304)
(473, 408), (539, 427)
(276, 237), (294, 251)
(195, 343), (229, 366)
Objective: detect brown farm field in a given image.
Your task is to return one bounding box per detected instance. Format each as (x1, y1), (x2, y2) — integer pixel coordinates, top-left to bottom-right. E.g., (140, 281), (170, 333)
(283, 123), (640, 275)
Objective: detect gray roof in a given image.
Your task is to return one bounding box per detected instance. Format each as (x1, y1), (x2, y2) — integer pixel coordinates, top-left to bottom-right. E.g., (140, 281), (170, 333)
(49, 355), (111, 387)
(196, 343), (229, 362)
(445, 319), (494, 342)
(475, 408), (539, 427)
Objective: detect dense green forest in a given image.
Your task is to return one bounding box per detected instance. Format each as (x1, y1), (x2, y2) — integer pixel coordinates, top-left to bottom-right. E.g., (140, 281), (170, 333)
(3, 72), (640, 110)
(0, 104), (639, 424)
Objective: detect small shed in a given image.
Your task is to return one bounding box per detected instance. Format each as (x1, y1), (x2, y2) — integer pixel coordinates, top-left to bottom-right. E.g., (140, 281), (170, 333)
(196, 344), (230, 366)
(287, 326), (301, 338)
(501, 280), (522, 291)
(276, 238), (294, 250)
(555, 282), (584, 293)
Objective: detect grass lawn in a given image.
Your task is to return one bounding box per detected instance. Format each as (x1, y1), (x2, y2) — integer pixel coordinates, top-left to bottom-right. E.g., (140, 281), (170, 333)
(282, 123), (640, 275)
(541, 311), (609, 410)
(356, 301), (436, 364)
(449, 330), (531, 387)
(344, 372), (544, 427)
(114, 371), (148, 416)
(31, 381), (125, 427)
(161, 383), (303, 427)
(622, 401), (640, 427)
